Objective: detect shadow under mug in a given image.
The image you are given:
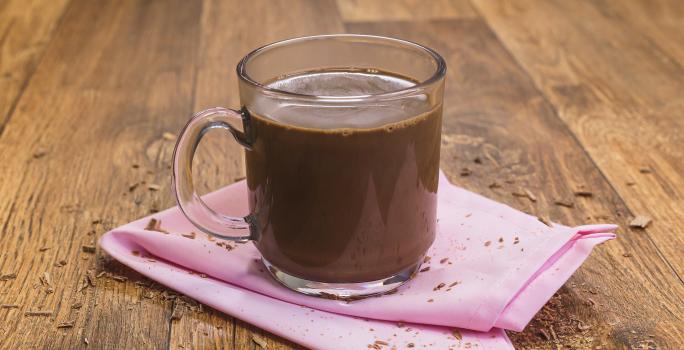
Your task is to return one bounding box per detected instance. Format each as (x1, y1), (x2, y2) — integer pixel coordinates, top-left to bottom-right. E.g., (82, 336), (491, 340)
(172, 34), (446, 299)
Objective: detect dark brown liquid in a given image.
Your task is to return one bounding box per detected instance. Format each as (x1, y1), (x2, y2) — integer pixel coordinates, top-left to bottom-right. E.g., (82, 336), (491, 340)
(245, 70), (441, 282)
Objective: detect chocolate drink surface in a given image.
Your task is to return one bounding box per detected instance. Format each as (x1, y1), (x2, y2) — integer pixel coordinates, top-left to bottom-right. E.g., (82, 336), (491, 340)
(245, 69), (441, 283)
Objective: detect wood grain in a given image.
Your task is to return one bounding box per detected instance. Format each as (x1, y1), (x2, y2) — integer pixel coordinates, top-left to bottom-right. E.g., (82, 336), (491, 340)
(473, 0), (684, 280)
(596, 0), (684, 65)
(0, 0), (70, 132)
(0, 0), (200, 348)
(345, 18), (684, 349)
(336, 0), (476, 22)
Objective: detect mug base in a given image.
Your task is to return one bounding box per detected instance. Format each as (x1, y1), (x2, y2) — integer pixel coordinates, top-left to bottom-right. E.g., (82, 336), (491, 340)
(262, 258), (422, 300)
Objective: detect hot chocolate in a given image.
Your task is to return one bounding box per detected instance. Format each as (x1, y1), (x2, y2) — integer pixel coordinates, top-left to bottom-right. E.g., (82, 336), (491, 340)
(245, 69), (441, 282)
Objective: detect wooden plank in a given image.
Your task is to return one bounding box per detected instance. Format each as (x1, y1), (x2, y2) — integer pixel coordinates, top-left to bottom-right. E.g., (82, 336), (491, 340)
(167, 303), (236, 350)
(345, 19), (684, 348)
(234, 319), (306, 350)
(0, 0), (202, 348)
(335, 0), (476, 22)
(596, 0), (684, 66)
(473, 0), (684, 279)
(167, 1), (344, 349)
(0, 0), (70, 132)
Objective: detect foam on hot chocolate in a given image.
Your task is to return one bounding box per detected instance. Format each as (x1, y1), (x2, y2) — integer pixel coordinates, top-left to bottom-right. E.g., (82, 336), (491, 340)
(254, 70), (429, 130)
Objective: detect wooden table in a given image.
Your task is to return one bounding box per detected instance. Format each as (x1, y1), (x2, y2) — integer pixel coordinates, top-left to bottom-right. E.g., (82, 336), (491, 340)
(1, 0), (682, 348)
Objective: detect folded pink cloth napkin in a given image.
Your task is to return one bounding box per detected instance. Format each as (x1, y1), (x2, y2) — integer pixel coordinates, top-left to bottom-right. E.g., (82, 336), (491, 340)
(99, 172), (615, 349)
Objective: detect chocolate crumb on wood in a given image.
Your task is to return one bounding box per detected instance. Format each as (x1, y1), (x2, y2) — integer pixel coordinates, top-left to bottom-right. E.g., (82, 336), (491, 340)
(538, 216), (553, 227)
(41, 272), (53, 293)
(111, 275), (127, 282)
(39, 272), (49, 286)
(554, 199), (574, 208)
(639, 167), (652, 174)
(573, 185), (593, 197)
(82, 245), (96, 253)
(71, 302), (83, 309)
(38, 247), (51, 252)
(629, 215), (652, 229)
(33, 149), (48, 159)
(77, 278), (90, 293)
(252, 335), (267, 348)
(512, 188), (536, 202)
(1, 273), (17, 281)
(25, 310), (52, 316)
(128, 182), (139, 192)
(549, 325), (558, 340)
(57, 321), (75, 329)
(1, 304), (20, 309)
(170, 302), (184, 321)
(85, 271), (96, 287)
(539, 329), (551, 340)
(459, 167), (472, 176)
(488, 181), (502, 189)
(148, 184), (161, 191)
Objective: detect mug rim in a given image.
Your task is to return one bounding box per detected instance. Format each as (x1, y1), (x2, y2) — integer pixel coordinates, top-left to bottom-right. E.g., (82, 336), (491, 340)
(236, 34), (447, 103)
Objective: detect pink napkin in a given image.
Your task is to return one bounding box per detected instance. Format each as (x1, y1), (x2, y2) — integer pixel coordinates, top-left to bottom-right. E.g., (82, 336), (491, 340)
(99, 172), (615, 349)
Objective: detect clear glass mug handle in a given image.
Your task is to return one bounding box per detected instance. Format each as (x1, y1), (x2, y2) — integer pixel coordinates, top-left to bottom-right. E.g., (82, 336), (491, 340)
(171, 107), (257, 241)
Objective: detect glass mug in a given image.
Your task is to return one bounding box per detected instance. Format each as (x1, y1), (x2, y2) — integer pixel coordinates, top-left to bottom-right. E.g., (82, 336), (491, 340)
(172, 34), (446, 299)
